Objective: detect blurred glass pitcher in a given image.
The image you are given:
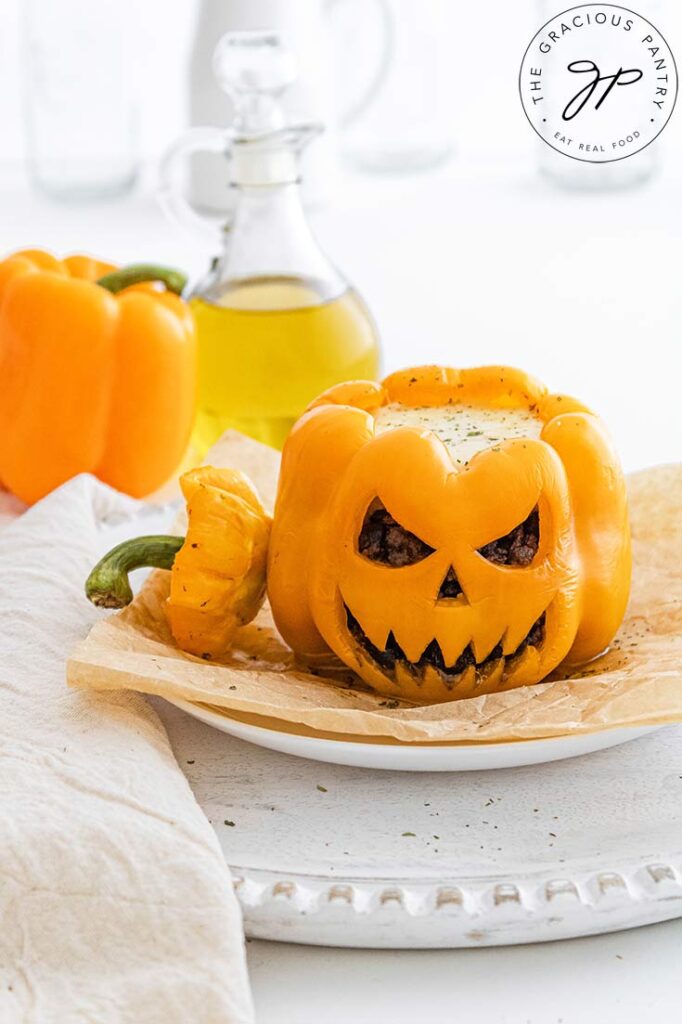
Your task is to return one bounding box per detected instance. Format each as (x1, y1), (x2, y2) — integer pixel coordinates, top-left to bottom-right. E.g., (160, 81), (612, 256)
(330, 0), (455, 173)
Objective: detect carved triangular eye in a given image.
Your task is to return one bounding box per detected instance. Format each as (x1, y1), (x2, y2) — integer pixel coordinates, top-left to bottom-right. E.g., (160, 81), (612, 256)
(478, 506), (539, 566)
(359, 501), (434, 566)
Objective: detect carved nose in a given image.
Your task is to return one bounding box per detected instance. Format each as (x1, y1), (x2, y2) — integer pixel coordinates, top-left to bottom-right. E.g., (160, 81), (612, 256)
(437, 567), (463, 599)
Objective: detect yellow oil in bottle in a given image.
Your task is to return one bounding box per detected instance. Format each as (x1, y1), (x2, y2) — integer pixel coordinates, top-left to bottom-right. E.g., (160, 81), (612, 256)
(190, 275), (380, 453)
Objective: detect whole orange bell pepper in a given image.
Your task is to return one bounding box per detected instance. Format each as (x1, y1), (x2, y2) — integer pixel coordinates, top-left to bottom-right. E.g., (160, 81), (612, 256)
(0, 249), (196, 504)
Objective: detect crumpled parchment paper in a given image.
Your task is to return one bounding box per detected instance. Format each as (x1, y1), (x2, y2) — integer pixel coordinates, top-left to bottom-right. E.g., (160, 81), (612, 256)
(68, 433), (682, 744)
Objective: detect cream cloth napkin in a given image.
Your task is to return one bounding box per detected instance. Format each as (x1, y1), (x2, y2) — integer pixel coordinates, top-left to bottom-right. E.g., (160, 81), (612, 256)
(0, 476), (253, 1024)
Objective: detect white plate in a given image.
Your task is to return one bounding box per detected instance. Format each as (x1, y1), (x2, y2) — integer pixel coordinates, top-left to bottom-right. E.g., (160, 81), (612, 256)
(168, 697), (660, 771)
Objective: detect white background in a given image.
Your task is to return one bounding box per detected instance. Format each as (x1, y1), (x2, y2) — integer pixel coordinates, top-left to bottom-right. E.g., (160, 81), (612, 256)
(1, 1), (682, 1021)
(2, 0), (681, 163)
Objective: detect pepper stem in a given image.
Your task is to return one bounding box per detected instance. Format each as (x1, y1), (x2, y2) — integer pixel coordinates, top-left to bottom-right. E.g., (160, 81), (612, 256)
(85, 535), (185, 609)
(96, 264), (188, 296)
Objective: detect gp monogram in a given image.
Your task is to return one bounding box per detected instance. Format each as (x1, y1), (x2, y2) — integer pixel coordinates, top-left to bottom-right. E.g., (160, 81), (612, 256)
(519, 4), (678, 162)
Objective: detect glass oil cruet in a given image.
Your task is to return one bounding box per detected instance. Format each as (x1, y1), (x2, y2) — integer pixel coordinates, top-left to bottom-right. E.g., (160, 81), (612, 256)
(159, 30), (381, 454)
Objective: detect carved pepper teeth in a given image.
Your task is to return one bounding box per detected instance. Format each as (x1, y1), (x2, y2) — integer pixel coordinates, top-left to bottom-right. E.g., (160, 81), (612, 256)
(344, 605), (546, 686)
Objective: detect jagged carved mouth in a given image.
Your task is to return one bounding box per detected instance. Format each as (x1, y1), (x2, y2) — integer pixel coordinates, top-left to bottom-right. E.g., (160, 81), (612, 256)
(344, 604), (546, 687)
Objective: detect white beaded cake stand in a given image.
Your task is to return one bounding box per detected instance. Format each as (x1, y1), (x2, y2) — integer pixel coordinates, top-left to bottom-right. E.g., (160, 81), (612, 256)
(156, 700), (682, 949)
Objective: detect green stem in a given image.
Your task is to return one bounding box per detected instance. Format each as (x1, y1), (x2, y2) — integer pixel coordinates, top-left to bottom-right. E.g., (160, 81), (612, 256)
(85, 535), (184, 609)
(96, 263), (188, 296)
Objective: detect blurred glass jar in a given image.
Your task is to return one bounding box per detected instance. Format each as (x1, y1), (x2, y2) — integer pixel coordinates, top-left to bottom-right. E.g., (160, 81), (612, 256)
(332, 0), (455, 174)
(538, 143), (657, 190)
(22, 0), (139, 200)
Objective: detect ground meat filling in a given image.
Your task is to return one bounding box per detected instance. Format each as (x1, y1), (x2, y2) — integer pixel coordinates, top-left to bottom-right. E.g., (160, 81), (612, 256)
(438, 567), (463, 599)
(358, 504), (434, 566)
(346, 607), (547, 681)
(478, 506), (539, 567)
(359, 503), (539, 569)
(345, 610), (405, 672)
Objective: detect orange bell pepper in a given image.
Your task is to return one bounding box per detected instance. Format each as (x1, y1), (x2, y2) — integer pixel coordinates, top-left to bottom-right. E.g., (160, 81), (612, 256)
(0, 249), (196, 504)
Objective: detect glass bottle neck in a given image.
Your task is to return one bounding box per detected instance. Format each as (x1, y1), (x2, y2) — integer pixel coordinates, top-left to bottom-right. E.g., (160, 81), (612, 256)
(196, 182), (346, 308)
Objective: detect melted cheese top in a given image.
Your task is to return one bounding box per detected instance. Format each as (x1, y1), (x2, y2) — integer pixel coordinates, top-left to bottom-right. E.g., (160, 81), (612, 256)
(373, 403), (543, 464)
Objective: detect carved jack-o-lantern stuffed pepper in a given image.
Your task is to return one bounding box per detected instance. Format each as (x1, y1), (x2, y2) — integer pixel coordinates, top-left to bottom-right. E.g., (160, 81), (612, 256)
(267, 366), (631, 701)
(86, 366), (631, 705)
